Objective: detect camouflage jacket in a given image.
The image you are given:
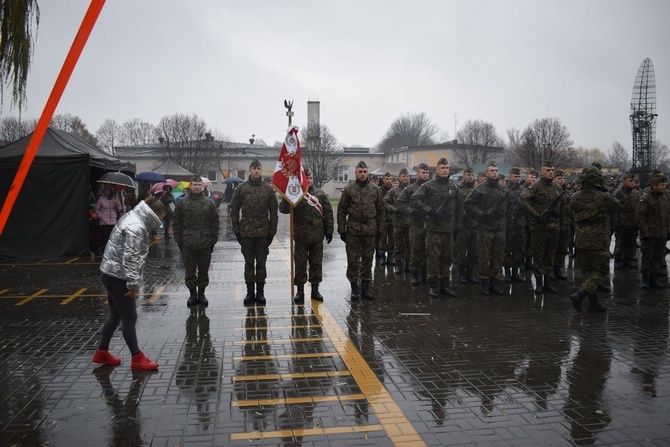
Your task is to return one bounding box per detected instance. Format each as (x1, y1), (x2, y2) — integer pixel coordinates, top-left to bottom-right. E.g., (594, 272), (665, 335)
(396, 179), (428, 227)
(173, 192), (220, 250)
(637, 190), (670, 239)
(279, 185), (334, 243)
(410, 176), (459, 233)
(520, 178), (563, 231)
(456, 183), (476, 229)
(230, 178), (279, 238)
(380, 184), (393, 222)
(463, 179), (509, 232)
(337, 179), (385, 236)
(506, 182), (526, 228)
(569, 186), (621, 250)
(384, 183), (410, 228)
(614, 186), (641, 228)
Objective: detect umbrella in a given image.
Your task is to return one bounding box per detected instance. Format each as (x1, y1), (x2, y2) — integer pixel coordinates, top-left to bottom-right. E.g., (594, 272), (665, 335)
(223, 176), (243, 184)
(136, 171), (166, 182)
(97, 172), (135, 189)
(201, 176), (213, 186)
(171, 181), (190, 201)
(151, 179), (179, 193)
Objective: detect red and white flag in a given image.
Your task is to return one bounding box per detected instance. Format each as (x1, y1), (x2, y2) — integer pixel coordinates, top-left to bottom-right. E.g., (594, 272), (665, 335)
(272, 125), (308, 206)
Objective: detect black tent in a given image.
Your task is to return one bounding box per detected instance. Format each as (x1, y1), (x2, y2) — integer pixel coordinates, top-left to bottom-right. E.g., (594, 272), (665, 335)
(0, 128), (135, 258)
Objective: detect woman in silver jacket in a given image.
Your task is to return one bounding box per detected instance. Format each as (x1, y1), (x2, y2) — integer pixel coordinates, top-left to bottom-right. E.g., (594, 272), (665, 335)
(92, 197), (166, 370)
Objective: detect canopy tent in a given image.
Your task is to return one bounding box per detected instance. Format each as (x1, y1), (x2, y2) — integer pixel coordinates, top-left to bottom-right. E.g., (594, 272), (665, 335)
(370, 162), (412, 177)
(151, 158), (193, 180)
(0, 127), (135, 258)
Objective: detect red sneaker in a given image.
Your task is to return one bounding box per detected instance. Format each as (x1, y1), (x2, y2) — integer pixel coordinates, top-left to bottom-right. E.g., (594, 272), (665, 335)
(131, 352), (159, 370)
(92, 349), (121, 366)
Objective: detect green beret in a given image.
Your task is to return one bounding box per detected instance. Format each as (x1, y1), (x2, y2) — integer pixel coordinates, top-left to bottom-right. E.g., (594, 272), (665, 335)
(542, 160), (554, 167)
(190, 175), (203, 182)
(437, 157), (449, 166)
(357, 161), (368, 169)
(509, 168), (521, 175)
(399, 168), (409, 175)
(591, 162), (602, 170)
(303, 167), (312, 177)
(555, 170), (565, 177)
(649, 174), (668, 184)
(622, 172), (636, 180)
(464, 166), (474, 173)
(418, 163), (429, 171)
(250, 158), (261, 169)
(370, 174), (378, 181)
(487, 161), (497, 167)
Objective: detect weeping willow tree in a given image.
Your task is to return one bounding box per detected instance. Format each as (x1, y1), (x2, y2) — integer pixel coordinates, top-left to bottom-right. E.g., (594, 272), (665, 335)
(0, 0), (40, 110)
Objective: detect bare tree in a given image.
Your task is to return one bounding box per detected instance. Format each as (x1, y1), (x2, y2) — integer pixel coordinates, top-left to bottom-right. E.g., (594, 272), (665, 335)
(376, 112), (439, 153)
(95, 118), (122, 154)
(651, 140), (670, 170)
(299, 123), (343, 188)
(0, 115), (36, 142)
(121, 118), (155, 146)
(154, 113), (218, 175)
(512, 117), (574, 171)
(572, 147), (607, 167)
(606, 141), (631, 171)
(453, 119), (504, 166)
(50, 113), (97, 146)
(504, 127), (522, 164)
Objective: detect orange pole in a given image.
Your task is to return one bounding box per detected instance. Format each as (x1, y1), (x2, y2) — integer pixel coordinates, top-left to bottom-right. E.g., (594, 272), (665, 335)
(0, 0), (106, 236)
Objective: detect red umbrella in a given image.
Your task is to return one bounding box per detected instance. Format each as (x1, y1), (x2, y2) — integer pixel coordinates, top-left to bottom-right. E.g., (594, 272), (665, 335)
(201, 177), (213, 186)
(151, 179), (179, 192)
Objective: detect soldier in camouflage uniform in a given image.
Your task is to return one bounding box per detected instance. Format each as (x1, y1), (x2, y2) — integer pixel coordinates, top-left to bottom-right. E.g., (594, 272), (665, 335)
(337, 161), (385, 300)
(396, 163), (430, 285)
(378, 172), (394, 265)
(385, 168), (411, 274)
(455, 167), (478, 284)
(553, 170), (571, 280)
(279, 168), (334, 303)
(411, 157), (459, 298)
(521, 171), (536, 271)
(173, 175), (220, 307)
(464, 162), (509, 295)
(613, 172), (641, 269)
(230, 159), (279, 306)
(637, 173), (670, 289)
(503, 168), (526, 282)
(520, 161), (563, 294)
(568, 167), (621, 313)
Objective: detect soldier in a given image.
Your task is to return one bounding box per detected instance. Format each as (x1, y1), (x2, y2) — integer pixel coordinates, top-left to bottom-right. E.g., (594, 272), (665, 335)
(279, 168), (334, 303)
(455, 167), (478, 284)
(520, 161), (563, 294)
(378, 172), (394, 265)
(637, 173), (670, 289)
(337, 161), (385, 300)
(568, 167), (621, 312)
(464, 162), (509, 295)
(521, 171), (537, 272)
(173, 175), (220, 307)
(553, 170), (570, 280)
(613, 172), (641, 269)
(411, 157), (459, 298)
(503, 168), (526, 282)
(230, 159), (279, 306)
(370, 174), (379, 187)
(396, 163), (431, 285)
(384, 168), (411, 274)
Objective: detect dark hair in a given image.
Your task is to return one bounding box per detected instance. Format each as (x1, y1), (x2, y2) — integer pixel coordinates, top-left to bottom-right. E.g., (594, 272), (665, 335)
(145, 196), (166, 216)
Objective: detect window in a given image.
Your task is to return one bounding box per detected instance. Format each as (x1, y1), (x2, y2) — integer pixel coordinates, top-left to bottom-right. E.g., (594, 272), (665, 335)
(207, 171), (217, 182)
(335, 166), (349, 182)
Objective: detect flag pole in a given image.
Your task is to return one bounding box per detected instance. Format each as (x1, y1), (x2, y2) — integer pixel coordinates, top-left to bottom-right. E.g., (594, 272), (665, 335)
(0, 0), (106, 236)
(290, 206), (295, 300)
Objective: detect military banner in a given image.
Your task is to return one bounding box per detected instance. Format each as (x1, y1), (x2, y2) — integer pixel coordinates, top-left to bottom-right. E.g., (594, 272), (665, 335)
(272, 125), (308, 206)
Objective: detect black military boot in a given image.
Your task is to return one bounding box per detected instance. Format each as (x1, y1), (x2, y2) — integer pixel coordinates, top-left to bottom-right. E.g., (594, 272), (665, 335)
(255, 283), (266, 305)
(421, 269), (428, 284)
(311, 283), (324, 301)
(511, 268), (526, 282)
(504, 267), (512, 282)
(439, 279), (456, 297)
(187, 288), (198, 307)
(569, 288), (588, 312)
(598, 282), (611, 292)
(641, 275), (650, 289)
(650, 274), (667, 289)
(393, 261), (402, 275)
(350, 282), (360, 300)
(553, 265), (568, 280)
(243, 283), (255, 306)
(428, 281), (439, 298)
(293, 283), (305, 304)
(379, 253), (387, 265)
(614, 257), (624, 269)
(489, 278), (504, 295)
(543, 275), (558, 293)
(197, 286), (208, 307)
(659, 265), (668, 276)
(459, 268), (468, 284)
(480, 278), (490, 295)
(410, 270), (420, 286)
(534, 276), (543, 294)
(466, 268), (478, 283)
(524, 257), (533, 271)
(361, 280), (374, 300)
(624, 257), (638, 269)
(587, 294), (607, 313)
(387, 253), (395, 265)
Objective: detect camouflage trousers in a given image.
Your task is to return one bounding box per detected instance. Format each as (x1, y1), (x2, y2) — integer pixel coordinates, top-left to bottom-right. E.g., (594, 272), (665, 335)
(345, 234), (375, 282)
(380, 223), (394, 254)
(554, 227), (571, 266)
(425, 231), (454, 282)
(182, 247), (212, 289)
(575, 248), (609, 294)
(504, 227), (526, 268)
(455, 227), (477, 270)
(393, 226), (410, 264)
(476, 228), (505, 280)
(640, 238), (666, 277)
(409, 224), (427, 271)
(532, 229), (559, 276)
(294, 240), (324, 285)
(240, 237), (269, 283)
(614, 226), (638, 260)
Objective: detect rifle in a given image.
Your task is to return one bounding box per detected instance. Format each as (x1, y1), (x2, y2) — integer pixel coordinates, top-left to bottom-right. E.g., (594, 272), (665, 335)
(537, 189), (565, 223)
(482, 183), (515, 219)
(434, 182), (464, 218)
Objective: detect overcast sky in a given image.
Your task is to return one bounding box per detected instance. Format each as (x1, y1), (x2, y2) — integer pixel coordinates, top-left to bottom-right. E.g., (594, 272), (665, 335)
(9, 0), (670, 152)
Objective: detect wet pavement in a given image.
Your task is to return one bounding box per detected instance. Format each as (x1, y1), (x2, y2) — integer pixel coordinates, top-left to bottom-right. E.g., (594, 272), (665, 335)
(1, 206), (670, 446)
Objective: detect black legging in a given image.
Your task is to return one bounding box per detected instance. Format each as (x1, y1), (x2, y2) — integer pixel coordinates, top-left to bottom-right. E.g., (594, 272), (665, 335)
(99, 273), (140, 355)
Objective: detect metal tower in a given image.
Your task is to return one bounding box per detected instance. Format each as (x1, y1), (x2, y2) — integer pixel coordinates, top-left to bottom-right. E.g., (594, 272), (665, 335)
(630, 58), (658, 172)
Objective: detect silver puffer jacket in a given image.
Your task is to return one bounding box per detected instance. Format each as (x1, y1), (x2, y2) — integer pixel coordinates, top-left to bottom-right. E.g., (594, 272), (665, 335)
(100, 200), (162, 290)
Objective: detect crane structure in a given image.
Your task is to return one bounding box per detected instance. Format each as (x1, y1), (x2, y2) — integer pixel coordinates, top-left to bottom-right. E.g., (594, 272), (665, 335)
(630, 57), (658, 173)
